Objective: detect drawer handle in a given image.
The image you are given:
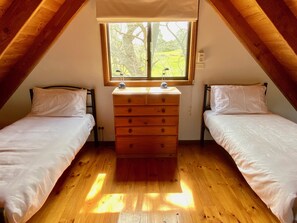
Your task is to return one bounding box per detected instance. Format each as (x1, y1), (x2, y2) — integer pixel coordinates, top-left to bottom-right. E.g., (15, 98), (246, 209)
(128, 118), (132, 123)
(160, 144), (165, 148)
(162, 118), (166, 123)
(128, 98), (131, 103)
(162, 98), (166, 103)
(161, 108), (165, 113)
(128, 108), (132, 113)
(128, 128), (133, 133)
(161, 128), (165, 133)
(129, 144), (133, 148)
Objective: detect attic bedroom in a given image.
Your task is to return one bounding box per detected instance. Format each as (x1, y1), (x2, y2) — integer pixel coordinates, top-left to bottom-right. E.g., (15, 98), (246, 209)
(0, 0), (296, 223)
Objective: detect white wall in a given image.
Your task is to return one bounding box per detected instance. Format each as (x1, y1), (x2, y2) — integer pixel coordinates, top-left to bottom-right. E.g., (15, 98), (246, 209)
(1, 0), (296, 141)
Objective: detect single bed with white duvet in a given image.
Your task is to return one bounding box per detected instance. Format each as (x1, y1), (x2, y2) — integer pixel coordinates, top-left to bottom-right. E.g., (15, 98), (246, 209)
(202, 84), (297, 223)
(204, 111), (297, 223)
(0, 86), (97, 223)
(0, 115), (95, 223)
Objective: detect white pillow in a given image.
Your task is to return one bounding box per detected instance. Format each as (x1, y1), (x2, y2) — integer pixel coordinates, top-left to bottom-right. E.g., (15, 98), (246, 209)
(210, 85), (268, 114)
(30, 87), (87, 117)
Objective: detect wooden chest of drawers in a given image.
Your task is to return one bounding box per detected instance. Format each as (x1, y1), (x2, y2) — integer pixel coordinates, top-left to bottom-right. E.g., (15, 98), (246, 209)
(112, 87), (181, 157)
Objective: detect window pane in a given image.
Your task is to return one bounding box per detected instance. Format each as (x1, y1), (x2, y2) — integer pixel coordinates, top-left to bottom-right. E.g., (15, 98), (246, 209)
(151, 22), (189, 78)
(108, 23), (147, 78)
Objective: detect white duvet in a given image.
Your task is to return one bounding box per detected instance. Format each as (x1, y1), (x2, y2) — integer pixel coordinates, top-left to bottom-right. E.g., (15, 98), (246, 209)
(0, 115), (95, 223)
(204, 111), (297, 223)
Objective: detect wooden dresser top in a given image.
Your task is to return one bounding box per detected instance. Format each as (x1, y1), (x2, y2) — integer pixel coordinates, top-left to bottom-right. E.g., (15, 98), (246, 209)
(112, 87), (181, 95)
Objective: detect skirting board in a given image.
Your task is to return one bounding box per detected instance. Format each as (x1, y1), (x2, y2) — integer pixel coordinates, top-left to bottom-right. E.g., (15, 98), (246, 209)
(87, 140), (215, 147)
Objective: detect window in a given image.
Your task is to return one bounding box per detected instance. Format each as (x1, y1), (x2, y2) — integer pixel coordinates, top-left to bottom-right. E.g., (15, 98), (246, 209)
(100, 21), (197, 86)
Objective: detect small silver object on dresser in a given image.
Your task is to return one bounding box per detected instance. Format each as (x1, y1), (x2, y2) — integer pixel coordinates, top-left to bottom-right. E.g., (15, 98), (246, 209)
(116, 69), (126, 89)
(160, 67), (169, 89)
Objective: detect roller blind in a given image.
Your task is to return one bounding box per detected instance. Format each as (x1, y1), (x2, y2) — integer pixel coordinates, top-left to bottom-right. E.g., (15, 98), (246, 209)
(96, 0), (199, 22)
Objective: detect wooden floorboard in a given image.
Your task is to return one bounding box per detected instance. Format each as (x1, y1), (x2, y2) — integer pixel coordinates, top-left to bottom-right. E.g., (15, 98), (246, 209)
(28, 141), (280, 223)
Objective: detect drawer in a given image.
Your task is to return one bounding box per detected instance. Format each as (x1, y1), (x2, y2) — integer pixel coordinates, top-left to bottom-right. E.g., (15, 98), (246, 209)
(114, 116), (179, 126)
(116, 126), (177, 136)
(113, 95), (146, 105)
(147, 94), (180, 105)
(113, 105), (179, 116)
(116, 136), (177, 156)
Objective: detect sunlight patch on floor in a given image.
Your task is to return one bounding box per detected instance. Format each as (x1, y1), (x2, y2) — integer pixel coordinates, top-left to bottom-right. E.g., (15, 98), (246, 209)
(86, 173), (106, 200)
(165, 180), (195, 209)
(92, 194), (127, 213)
(81, 177), (195, 214)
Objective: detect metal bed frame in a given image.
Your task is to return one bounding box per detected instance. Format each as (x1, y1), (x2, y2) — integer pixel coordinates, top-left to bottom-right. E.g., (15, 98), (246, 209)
(200, 83), (267, 145)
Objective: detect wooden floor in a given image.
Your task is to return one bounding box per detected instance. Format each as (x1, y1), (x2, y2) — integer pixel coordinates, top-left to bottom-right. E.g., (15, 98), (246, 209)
(28, 141), (280, 223)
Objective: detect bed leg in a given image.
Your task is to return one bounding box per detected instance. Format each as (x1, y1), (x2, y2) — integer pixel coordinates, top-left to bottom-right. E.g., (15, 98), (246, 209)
(94, 127), (99, 146)
(200, 121), (205, 146)
(0, 208), (7, 223)
(200, 84), (209, 147)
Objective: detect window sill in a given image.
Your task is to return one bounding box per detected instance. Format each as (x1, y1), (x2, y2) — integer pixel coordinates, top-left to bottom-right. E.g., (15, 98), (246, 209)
(104, 80), (194, 87)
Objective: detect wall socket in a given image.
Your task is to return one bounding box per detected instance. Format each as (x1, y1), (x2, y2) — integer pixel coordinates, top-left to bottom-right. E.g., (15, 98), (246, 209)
(197, 50), (205, 63)
(196, 63), (205, 69)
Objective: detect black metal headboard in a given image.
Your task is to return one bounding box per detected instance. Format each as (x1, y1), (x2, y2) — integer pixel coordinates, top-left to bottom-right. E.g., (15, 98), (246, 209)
(30, 86), (98, 145)
(200, 83), (268, 145)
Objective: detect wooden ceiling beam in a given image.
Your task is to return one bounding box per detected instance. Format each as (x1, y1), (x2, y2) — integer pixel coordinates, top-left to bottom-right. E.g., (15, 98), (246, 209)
(0, 0), (43, 56)
(256, 0), (297, 55)
(208, 0), (297, 110)
(0, 0), (87, 109)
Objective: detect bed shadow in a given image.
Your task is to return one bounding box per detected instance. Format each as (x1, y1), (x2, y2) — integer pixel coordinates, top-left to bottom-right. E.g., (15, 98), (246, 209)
(115, 157), (179, 182)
